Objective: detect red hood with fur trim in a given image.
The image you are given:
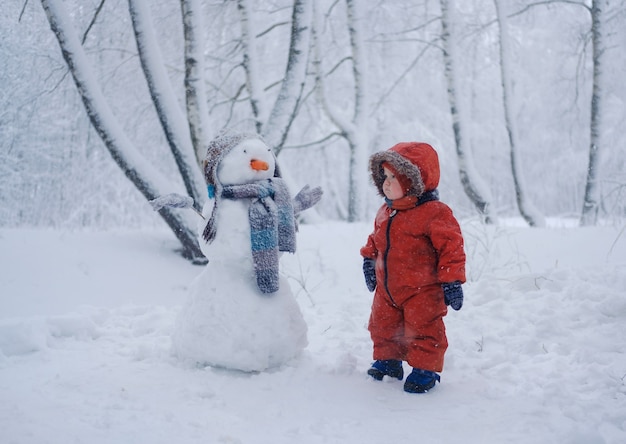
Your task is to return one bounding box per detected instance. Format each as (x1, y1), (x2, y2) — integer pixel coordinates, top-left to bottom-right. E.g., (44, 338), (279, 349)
(369, 142), (440, 197)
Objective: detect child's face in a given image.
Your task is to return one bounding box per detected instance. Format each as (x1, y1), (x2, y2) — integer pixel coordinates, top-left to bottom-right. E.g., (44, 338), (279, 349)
(382, 166), (405, 200)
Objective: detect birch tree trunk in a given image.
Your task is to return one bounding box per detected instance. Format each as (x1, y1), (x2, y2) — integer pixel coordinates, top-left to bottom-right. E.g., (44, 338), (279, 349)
(40, 0), (205, 262)
(494, 0), (545, 227)
(128, 0), (205, 208)
(580, 0), (608, 226)
(260, 0), (312, 153)
(237, 0), (266, 134)
(235, 0), (311, 154)
(440, 0), (497, 223)
(345, 0), (370, 222)
(312, 0), (370, 222)
(181, 0), (211, 164)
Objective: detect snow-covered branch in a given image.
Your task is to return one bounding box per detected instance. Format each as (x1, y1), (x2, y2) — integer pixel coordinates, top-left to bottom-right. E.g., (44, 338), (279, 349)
(261, 0), (312, 153)
(41, 0), (205, 262)
(128, 0), (205, 207)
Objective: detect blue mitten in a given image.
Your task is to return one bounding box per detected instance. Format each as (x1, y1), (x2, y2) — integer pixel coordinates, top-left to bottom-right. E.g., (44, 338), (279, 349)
(363, 258), (377, 292)
(442, 281), (463, 311)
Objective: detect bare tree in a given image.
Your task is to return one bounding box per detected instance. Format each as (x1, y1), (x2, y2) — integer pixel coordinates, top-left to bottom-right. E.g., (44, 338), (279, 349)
(128, 0), (205, 207)
(580, 0), (609, 226)
(236, 0), (313, 153)
(41, 0), (205, 262)
(312, 0), (370, 222)
(508, 0), (614, 226)
(20, 0), (625, 230)
(440, 0), (497, 223)
(40, 0), (318, 258)
(494, 0), (545, 227)
(181, 0), (211, 163)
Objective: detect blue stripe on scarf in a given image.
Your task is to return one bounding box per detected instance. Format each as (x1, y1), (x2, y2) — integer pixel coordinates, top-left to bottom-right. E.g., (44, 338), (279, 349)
(258, 185), (272, 199)
(278, 208), (291, 225)
(251, 228), (277, 251)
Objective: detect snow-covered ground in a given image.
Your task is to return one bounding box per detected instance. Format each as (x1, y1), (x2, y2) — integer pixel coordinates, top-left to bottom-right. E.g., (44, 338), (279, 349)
(1, 221), (625, 444)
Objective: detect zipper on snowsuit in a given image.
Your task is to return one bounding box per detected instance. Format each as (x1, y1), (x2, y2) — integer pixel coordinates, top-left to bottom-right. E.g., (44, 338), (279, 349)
(383, 209), (398, 307)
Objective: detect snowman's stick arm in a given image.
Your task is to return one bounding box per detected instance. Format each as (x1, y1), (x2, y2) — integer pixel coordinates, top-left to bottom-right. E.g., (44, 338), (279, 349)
(149, 193), (206, 220)
(189, 207), (206, 220)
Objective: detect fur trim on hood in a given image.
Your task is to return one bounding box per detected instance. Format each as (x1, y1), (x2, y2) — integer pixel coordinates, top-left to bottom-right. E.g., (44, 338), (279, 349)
(369, 142), (440, 198)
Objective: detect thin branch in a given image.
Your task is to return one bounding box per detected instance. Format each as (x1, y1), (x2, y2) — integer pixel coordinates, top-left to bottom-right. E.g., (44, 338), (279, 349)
(18, 0), (30, 22)
(371, 40), (435, 115)
(326, 0), (341, 17)
(371, 16), (440, 40)
(213, 83), (247, 108)
(511, 0), (591, 18)
(263, 79), (283, 92)
(82, 0), (107, 45)
(325, 56), (352, 77)
(281, 131), (343, 150)
(476, 0), (591, 33)
(256, 20), (290, 38)
(606, 224), (626, 261)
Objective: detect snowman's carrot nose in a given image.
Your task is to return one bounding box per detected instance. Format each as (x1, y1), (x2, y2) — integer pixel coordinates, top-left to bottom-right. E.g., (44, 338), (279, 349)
(250, 159), (269, 171)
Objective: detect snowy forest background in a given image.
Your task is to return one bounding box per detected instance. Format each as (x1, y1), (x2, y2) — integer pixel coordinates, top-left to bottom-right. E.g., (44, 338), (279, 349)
(2, 0), (625, 240)
(2, 3), (626, 442)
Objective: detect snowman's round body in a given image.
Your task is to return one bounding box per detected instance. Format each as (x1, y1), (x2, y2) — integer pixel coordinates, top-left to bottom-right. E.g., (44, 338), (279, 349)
(171, 138), (307, 372)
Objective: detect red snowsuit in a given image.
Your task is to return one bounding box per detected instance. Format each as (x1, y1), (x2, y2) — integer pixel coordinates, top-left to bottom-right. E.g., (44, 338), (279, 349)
(360, 142), (466, 373)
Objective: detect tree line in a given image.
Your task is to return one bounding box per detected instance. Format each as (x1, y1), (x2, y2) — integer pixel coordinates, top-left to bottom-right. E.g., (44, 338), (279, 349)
(2, 0), (624, 260)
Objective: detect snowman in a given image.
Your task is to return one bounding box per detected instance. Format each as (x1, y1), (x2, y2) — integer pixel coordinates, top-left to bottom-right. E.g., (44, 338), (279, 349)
(171, 132), (322, 372)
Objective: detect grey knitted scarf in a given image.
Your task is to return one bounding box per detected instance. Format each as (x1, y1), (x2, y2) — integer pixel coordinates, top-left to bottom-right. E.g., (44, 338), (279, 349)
(221, 178), (296, 294)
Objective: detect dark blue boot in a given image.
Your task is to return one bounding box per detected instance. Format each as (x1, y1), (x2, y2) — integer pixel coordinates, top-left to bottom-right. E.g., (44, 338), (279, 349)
(367, 359), (404, 381)
(403, 368), (440, 393)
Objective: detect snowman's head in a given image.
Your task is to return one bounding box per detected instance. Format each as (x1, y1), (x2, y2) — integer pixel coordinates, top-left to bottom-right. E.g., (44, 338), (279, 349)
(204, 131), (281, 192)
(217, 138), (276, 186)
(202, 131), (283, 244)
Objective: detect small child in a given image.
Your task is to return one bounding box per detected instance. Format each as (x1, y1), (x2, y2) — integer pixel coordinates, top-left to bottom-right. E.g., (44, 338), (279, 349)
(360, 142), (466, 393)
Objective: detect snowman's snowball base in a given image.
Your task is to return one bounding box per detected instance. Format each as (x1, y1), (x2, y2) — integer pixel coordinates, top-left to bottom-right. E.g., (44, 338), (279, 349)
(171, 260), (308, 372)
